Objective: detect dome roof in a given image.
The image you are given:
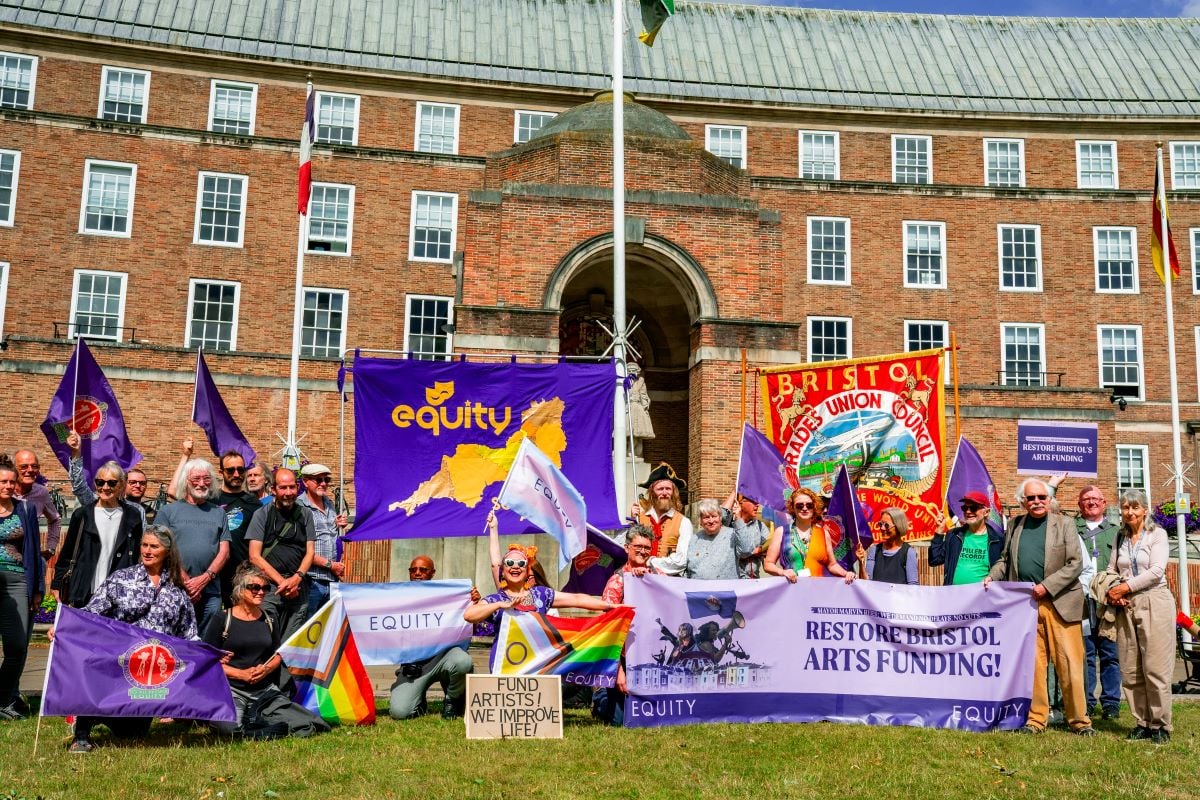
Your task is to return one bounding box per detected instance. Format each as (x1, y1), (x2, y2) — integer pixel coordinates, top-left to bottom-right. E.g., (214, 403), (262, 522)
(531, 92), (691, 143)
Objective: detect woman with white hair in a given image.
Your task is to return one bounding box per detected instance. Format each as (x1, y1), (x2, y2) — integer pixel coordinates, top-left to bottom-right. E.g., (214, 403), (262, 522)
(1102, 489), (1175, 744)
(651, 498), (756, 579)
(54, 461), (143, 608)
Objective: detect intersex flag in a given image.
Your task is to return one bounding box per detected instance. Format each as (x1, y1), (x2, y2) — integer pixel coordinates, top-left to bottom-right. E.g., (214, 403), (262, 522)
(735, 422), (790, 526)
(823, 464), (874, 569)
(278, 598), (375, 726)
(42, 606), (235, 722)
(40, 337), (142, 483)
(298, 83), (314, 215)
(639, 0), (675, 46)
(563, 527), (628, 596)
(333, 580), (473, 665)
(946, 436), (1005, 533)
(490, 607), (634, 689)
(192, 350), (256, 467)
(498, 437), (587, 570)
(1152, 148), (1181, 283)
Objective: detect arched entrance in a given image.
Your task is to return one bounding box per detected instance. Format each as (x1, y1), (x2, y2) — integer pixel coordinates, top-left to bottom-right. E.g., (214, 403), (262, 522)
(546, 233), (716, 498)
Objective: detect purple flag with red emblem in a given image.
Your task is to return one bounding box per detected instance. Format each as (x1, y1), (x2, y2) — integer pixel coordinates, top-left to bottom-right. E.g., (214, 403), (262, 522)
(823, 464), (873, 571)
(562, 526), (628, 596)
(735, 422), (790, 526)
(40, 338), (142, 483)
(192, 350), (257, 467)
(42, 606), (236, 721)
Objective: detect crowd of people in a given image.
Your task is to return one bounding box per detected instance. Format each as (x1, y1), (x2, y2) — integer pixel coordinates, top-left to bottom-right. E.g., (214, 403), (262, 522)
(0, 444), (1192, 749)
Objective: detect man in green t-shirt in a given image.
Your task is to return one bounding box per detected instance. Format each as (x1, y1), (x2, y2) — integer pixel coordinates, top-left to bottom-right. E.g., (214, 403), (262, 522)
(929, 490), (1004, 585)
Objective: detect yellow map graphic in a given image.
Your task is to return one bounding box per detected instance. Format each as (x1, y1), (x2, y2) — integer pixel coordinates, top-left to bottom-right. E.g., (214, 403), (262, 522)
(389, 398), (567, 515)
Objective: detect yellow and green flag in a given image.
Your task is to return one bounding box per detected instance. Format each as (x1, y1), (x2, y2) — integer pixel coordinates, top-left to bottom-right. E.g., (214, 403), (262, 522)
(639, 0), (675, 46)
(1152, 153), (1181, 284)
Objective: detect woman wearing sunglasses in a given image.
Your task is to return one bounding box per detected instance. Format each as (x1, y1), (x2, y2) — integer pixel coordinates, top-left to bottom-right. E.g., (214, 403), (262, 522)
(763, 487), (855, 584)
(464, 508), (613, 631)
(202, 563), (329, 739)
(53, 461), (143, 609)
(928, 491), (1005, 585)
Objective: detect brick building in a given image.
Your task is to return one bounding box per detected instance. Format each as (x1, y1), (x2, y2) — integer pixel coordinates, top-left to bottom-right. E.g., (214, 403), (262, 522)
(2, 1), (1200, 580)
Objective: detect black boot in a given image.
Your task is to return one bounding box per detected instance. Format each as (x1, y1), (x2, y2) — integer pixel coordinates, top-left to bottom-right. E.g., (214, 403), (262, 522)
(441, 696), (465, 720)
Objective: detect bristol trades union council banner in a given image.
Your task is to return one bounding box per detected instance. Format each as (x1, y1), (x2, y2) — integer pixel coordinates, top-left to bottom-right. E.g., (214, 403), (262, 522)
(760, 349), (946, 539)
(347, 358), (622, 540)
(622, 576), (1036, 731)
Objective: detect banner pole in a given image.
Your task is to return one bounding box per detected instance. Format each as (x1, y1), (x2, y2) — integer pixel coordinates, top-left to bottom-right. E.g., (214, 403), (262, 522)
(191, 346), (200, 421)
(70, 337), (81, 434)
(611, 0), (629, 514)
(950, 331), (961, 443)
(740, 348), (748, 424)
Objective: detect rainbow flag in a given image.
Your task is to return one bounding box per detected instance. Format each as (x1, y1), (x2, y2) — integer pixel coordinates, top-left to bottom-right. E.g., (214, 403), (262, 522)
(278, 598), (376, 726)
(491, 607), (634, 689)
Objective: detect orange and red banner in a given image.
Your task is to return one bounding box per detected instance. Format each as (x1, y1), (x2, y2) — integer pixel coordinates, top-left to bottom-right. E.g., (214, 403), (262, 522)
(759, 349), (946, 540)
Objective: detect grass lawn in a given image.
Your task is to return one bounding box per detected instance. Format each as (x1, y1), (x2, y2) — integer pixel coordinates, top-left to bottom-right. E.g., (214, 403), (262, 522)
(0, 699), (1197, 800)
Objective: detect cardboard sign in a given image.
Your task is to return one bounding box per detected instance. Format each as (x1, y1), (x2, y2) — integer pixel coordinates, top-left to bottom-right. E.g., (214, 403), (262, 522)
(464, 675), (563, 739)
(1016, 420), (1098, 477)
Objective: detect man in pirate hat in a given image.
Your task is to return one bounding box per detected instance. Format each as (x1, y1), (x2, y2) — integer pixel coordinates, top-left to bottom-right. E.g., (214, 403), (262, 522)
(630, 462), (692, 563)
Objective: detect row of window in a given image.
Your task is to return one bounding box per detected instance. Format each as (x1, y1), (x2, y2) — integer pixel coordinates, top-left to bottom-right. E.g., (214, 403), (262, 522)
(5, 52), (1200, 187)
(0, 152), (458, 260)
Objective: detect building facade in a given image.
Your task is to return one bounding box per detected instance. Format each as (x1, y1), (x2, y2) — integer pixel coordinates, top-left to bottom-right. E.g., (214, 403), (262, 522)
(2, 1), (1200, 582)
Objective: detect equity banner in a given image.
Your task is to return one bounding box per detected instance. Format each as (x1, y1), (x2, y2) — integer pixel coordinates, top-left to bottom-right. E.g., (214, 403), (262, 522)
(347, 358), (621, 540)
(622, 576), (1036, 731)
(332, 580), (475, 665)
(760, 349), (946, 540)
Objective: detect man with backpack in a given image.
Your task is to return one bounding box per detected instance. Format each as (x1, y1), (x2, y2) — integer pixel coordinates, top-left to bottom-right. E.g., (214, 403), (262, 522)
(246, 469), (315, 640)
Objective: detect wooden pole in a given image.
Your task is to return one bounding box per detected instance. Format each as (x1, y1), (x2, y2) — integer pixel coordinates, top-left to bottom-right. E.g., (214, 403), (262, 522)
(950, 331), (961, 442)
(740, 347), (748, 424)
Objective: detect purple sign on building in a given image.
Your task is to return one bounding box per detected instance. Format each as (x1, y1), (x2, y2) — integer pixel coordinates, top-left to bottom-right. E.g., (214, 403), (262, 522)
(1016, 420), (1098, 478)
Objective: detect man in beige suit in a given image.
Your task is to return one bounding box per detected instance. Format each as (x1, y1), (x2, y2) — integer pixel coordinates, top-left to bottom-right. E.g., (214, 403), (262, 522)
(985, 478), (1095, 736)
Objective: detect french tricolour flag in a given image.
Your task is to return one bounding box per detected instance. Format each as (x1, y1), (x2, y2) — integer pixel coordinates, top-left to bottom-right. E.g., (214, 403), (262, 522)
(298, 83), (314, 215)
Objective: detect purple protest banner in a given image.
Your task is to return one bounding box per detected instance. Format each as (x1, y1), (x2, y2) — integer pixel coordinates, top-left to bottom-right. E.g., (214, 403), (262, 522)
(43, 606), (236, 721)
(193, 350), (257, 467)
(562, 527), (628, 596)
(346, 357), (621, 540)
(735, 423), (790, 525)
(40, 338), (142, 483)
(947, 436), (1005, 532)
(623, 576), (1036, 731)
(1016, 420), (1098, 477)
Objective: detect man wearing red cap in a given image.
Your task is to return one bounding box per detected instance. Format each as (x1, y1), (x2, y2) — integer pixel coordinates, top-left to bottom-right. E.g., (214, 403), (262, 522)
(929, 490), (1005, 585)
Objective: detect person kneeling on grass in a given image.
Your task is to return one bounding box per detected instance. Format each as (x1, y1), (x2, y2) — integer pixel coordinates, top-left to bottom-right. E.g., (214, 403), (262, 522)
(202, 563), (329, 739)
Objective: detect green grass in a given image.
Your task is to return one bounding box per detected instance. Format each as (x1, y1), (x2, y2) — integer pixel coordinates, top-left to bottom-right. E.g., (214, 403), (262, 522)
(0, 702), (1197, 799)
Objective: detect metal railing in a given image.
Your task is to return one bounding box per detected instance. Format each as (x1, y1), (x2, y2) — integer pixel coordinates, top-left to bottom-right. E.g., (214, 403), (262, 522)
(53, 321), (138, 342)
(993, 371), (1065, 387)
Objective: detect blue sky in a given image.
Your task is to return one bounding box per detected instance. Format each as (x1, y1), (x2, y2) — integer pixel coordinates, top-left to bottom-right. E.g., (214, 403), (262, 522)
(714, 0), (1199, 17)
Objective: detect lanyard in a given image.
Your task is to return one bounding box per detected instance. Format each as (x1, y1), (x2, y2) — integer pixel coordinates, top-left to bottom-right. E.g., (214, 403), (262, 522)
(1124, 535), (1146, 578)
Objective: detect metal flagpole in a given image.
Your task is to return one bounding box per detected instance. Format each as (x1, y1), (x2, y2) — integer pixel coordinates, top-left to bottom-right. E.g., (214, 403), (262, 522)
(1157, 142), (1190, 620)
(192, 345), (200, 421)
(70, 336), (81, 433)
(285, 81), (313, 471)
(612, 0), (629, 514)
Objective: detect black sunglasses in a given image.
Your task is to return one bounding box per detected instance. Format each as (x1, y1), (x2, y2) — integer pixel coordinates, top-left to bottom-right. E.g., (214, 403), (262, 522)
(222, 466), (246, 475)
(1025, 494), (1048, 501)
(961, 503), (983, 512)
(244, 583), (268, 593)
(94, 478), (120, 488)
(306, 476), (332, 485)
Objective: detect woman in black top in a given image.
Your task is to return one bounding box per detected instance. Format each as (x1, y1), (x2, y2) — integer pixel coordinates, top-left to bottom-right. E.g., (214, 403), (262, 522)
(202, 564), (327, 738)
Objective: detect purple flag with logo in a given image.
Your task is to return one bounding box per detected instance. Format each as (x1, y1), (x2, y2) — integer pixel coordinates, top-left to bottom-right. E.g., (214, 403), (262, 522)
(946, 437), (1005, 533)
(346, 357), (621, 540)
(623, 576), (1036, 731)
(735, 423), (789, 525)
(824, 464), (873, 571)
(193, 351), (256, 467)
(40, 338), (142, 483)
(42, 606), (236, 721)
(562, 527), (628, 595)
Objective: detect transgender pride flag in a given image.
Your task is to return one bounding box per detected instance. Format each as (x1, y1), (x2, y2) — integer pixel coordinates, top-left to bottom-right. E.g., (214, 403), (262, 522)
(490, 607), (634, 689)
(279, 597), (375, 726)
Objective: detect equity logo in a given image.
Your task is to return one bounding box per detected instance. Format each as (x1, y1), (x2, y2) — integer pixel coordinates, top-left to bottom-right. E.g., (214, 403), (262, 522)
(392, 381), (512, 436)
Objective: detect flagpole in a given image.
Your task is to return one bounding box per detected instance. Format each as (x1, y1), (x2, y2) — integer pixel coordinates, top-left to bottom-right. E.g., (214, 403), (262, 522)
(192, 346), (200, 421)
(949, 331), (961, 443)
(70, 336), (81, 434)
(611, 0), (629, 515)
(286, 80), (314, 470)
(1157, 142), (1190, 620)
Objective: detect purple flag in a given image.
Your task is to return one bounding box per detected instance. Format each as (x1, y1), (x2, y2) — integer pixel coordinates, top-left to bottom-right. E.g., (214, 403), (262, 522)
(946, 437), (1005, 533)
(192, 351), (256, 467)
(823, 464), (873, 571)
(562, 526), (628, 596)
(40, 338), (142, 482)
(735, 423), (789, 523)
(42, 606), (236, 721)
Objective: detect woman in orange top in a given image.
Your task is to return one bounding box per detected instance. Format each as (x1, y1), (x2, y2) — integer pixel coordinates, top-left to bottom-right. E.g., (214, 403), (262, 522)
(764, 487), (855, 583)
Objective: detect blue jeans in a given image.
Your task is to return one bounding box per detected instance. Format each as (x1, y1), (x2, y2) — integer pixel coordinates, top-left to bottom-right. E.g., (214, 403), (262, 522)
(307, 579), (334, 619)
(193, 588), (222, 637)
(1085, 630), (1122, 712)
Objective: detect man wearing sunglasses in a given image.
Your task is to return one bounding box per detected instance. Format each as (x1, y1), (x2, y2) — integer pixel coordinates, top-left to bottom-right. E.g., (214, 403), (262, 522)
(298, 463), (348, 618)
(929, 490), (1005, 585)
(1074, 485), (1122, 720)
(986, 478), (1092, 736)
(216, 451), (261, 607)
(12, 449), (62, 559)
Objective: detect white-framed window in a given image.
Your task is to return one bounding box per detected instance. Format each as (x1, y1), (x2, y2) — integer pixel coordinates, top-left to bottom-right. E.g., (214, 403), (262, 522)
(1076, 140), (1118, 189)
(185, 279), (240, 351)
(1115, 445), (1150, 504)
(1000, 323), (1045, 387)
(0, 149), (19, 226)
(0, 52), (37, 110)
(0, 262), (9, 339)
(70, 269), (127, 341)
(807, 216), (850, 285)
(807, 316), (851, 363)
(799, 131), (839, 180)
(1097, 325), (1143, 401)
(306, 183), (354, 255)
(79, 160), (136, 237)
(208, 80), (257, 135)
(904, 319), (949, 384)
(984, 138), (1025, 187)
(404, 295), (454, 360)
(903, 221), (946, 288)
(892, 135), (931, 184)
(998, 224), (1042, 292)
(98, 66), (149, 123)
(193, 172), (247, 247)
(409, 191), (457, 262)
(301, 287), (348, 358)
(315, 91), (359, 146)
(1192, 228), (1200, 295)
(514, 110), (555, 144)
(415, 102), (460, 154)
(1093, 227), (1138, 293)
(705, 125), (747, 169)
(1170, 141), (1200, 189)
